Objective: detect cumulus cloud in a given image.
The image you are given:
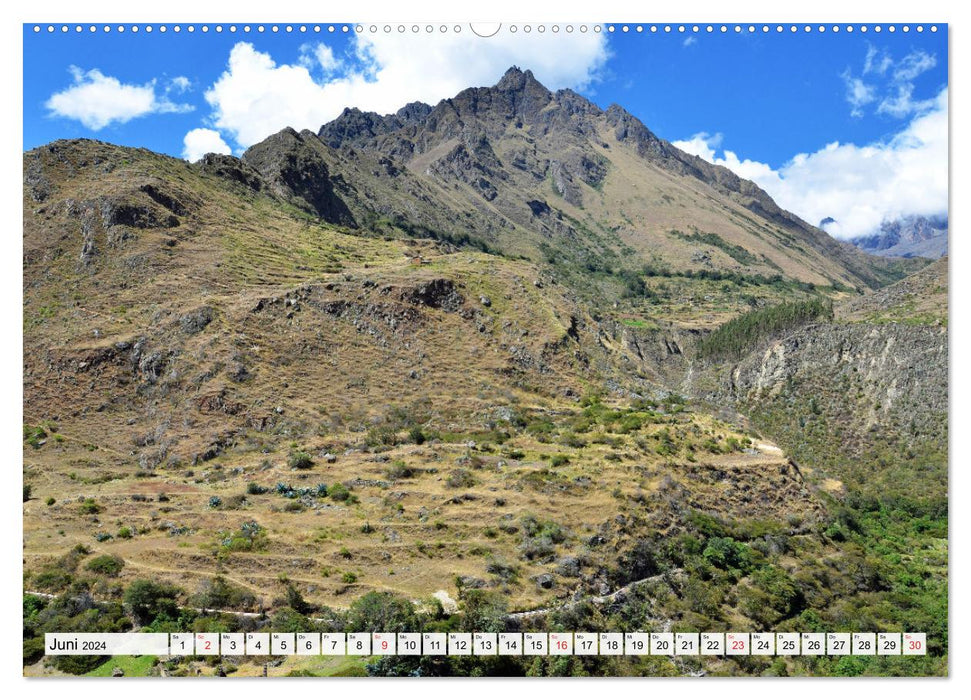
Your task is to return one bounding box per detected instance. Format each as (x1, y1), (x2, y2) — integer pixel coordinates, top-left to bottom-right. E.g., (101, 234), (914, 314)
(45, 66), (193, 130)
(182, 127), (232, 162)
(672, 88), (948, 239)
(204, 31), (609, 149)
(842, 45), (939, 119)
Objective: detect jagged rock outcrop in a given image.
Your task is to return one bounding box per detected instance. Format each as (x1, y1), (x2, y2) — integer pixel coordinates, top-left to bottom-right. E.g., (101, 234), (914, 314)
(241, 128), (355, 226)
(195, 153), (265, 192)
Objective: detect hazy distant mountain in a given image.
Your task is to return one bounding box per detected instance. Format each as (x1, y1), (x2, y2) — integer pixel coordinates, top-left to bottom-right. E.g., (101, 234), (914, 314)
(848, 214), (948, 259)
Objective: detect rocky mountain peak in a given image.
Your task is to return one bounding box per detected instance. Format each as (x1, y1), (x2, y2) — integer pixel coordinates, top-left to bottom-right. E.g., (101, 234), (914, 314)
(495, 65), (538, 91)
(396, 101), (433, 122)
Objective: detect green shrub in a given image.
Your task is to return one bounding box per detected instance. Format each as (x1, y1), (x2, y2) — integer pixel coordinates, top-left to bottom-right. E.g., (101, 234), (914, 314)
(79, 498), (101, 515)
(23, 424), (47, 449)
(218, 520), (267, 552)
(385, 460), (414, 480)
(23, 636), (45, 665)
(346, 591), (417, 632)
(740, 566), (805, 628)
(246, 482), (268, 495)
(518, 515), (568, 562)
(86, 554), (125, 576)
(33, 569), (73, 591)
(280, 582), (314, 614)
(329, 483), (351, 502)
(702, 537), (757, 574)
(191, 575), (257, 611)
(485, 556), (519, 582)
(123, 579), (181, 625)
(288, 451), (314, 470)
(365, 426), (397, 448)
(561, 432), (587, 448)
(458, 589), (509, 633)
(446, 469), (475, 488)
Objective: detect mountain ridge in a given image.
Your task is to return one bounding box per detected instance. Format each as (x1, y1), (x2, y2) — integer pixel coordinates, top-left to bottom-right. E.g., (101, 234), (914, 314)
(234, 66), (921, 297)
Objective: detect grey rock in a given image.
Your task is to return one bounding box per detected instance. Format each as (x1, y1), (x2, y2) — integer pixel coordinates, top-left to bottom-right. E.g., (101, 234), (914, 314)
(555, 556), (582, 578)
(180, 306), (214, 334)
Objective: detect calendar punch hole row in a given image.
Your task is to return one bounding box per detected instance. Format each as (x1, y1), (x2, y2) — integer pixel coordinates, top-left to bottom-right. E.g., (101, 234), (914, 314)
(50, 631), (927, 657)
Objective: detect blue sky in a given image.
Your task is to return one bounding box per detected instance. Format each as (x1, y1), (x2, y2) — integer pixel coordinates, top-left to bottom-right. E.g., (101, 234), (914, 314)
(23, 24), (948, 238)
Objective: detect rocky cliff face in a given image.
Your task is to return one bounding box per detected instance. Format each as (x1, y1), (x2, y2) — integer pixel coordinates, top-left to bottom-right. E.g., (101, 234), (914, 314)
(721, 319), (947, 503)
(728, 322), (947, 435)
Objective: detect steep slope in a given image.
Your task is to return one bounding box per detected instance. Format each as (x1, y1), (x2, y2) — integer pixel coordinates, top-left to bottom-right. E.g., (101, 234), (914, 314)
(839, 255), (948, 325)
(23, 139), (595, 471)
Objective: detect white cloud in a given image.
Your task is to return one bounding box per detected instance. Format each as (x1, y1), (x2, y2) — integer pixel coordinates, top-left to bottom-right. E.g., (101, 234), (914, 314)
(182, 127), (232, 162)
(863, 45), (893, 76)
(672, 131), (722, 160)
(45, 66), (193, 130)
(169, 76), (192, 93)
(877, 83), (937, 118)
(672, 88), (948, 239)
(843, 45), (940, 119)
(683, 36), (697, 48)
(299, 43), (341, 74)
(841, 71), (877, 118)
(204, 31), (609, 149)
(893, 50), (936, 82)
